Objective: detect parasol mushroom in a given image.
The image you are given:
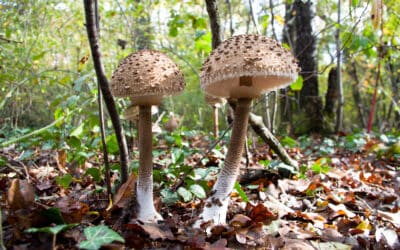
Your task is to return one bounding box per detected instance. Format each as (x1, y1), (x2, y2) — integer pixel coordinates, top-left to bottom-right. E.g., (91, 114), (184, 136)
(111, 50), (185, 222)
(205, 94), (226, 137)
(197, 34), (299, 226)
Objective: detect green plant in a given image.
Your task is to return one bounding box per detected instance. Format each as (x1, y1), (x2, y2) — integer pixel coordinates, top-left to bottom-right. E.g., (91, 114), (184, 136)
(79, 225), (124, 250)
(25, 224), (78, 250)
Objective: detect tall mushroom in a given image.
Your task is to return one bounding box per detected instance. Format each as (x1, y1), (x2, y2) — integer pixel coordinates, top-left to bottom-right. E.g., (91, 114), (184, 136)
(205, 94), (225, 137)
(111, 50), (185, 222)
(197, 34), (299, 225)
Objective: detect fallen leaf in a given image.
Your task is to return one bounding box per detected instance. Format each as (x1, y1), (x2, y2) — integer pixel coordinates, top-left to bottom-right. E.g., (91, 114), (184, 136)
(377, 210), (400, 228)
(229, 214), (252, 228)
(140, 222), (175, 240)
(249, 203), (277, 225)
(7, 179), (35, 210)
(375, 228), (400, 249)
(111, 174), (136, 210)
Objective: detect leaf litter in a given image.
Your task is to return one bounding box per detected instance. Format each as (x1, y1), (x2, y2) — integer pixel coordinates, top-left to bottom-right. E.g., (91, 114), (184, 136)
(0, 133), (399, 249)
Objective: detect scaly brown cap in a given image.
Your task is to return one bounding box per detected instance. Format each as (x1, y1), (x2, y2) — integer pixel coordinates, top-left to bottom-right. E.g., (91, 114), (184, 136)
(111, 50), (185, 105)
(200, 34), (299, 98)
(204, 94), (226, 108)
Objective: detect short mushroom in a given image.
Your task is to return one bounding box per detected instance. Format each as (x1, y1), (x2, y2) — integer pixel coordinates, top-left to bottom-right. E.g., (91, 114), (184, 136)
(197, 34), (299, 226)
(205, 94), (225, 137)
(111, 50), (185, 222)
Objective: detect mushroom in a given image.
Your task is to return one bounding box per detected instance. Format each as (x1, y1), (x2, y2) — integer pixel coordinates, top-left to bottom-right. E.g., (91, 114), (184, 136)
(111, 50), (185, 222)
(204, 94), (226, 137)
(197, 34), (299, 226)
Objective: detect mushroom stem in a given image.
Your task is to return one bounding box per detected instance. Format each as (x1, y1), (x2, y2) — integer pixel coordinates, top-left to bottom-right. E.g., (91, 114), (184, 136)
(199, 98), (251, 225)
(212, 105), (219, 137)
(136, 105), (162, 222)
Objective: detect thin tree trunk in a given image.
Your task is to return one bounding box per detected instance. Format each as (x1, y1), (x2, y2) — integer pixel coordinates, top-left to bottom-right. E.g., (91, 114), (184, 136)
(349, 62), (366, 128)
(205, 0), (222, 50)
(205, 0), (298, 168)
(83, 0), (129, 183)
(225, 0), (234, 36)
(94, 0), (112, 198)
(324, 67), (338, 116)
(293, 0), (323, 133)
(280, 1), (295, 134)
(335, 0), (343, 133)
(248, 0), (260, 34)
(367, 2), (383, 133)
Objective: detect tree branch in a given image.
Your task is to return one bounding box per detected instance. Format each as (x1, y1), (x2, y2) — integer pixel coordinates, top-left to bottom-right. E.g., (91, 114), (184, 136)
(83, 0), (129, 183)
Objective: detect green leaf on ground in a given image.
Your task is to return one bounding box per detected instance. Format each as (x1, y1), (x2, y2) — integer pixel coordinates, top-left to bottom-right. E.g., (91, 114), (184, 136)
(189, 184), (206, 199)
(79, 225), (124, 250)
(177, 187), (193, 202)
(56, 174), (73, 188)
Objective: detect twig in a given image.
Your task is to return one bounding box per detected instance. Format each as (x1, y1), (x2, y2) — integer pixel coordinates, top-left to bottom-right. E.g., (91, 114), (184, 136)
(0, 36), (22, 43)
(83, 0), (129, 183)
(0, 206), (5, 250)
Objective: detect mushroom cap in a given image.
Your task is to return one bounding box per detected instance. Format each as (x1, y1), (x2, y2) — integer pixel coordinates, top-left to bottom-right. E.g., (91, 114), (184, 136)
(200, 34), (299, 98)
(111, 50), (185, 105)
(204, 94), (226, 108)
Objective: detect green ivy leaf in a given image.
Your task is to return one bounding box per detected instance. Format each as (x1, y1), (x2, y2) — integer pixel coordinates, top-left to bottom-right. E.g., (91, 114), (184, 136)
(281, 136), (298, 148)
(79, 225), (124, 250)
(189, 184), (206, 199)
(161, 189), (179, 205)
(85, 167), (101, 183)
(56, 174), (73, 188)
(177, 187), (192, 202)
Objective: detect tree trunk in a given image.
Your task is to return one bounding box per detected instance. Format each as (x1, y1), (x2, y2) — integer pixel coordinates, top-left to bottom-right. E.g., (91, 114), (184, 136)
(280, 1), (296, 134)
(133, 0), (152, 50)
(292, 0), (323, 133)
(335, 0), (343, 133)
(324, 67), (338, 116)
(348, 62), (366, 128)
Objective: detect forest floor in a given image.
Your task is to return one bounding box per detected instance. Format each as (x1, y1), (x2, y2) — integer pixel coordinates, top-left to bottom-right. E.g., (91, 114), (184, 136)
(1, 132), (399, 249)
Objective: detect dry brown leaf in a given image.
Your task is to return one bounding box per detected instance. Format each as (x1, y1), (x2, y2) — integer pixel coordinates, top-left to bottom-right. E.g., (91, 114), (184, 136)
(55, 197), (89, 223)
(249, 203), (277, 225)
(7, 179), (35, 210)
(111, 174), (137, 210)
(229, 214), (252, 229)
(140, 222), (175, 240)
(57, 149), (67, 173)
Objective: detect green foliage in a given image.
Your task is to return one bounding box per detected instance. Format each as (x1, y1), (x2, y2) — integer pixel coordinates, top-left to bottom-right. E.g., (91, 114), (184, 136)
(25, 223), (78, 236)
(342, 133), (367, 152)
(290, 76), (303, 91)
(40, 208), (65, 225)
(79, 225), (125, 250)
(234, 182), (249, 203)
(85, 168), (102, 183)
(55, 174), (73, 189)
(281, 136), (298, 148)
(311, 158), (331, 175)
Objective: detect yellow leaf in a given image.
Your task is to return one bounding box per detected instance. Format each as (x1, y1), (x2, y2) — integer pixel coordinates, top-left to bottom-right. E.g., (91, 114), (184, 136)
(357, 220), (372, 231)
(274, 15), (285, 25)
